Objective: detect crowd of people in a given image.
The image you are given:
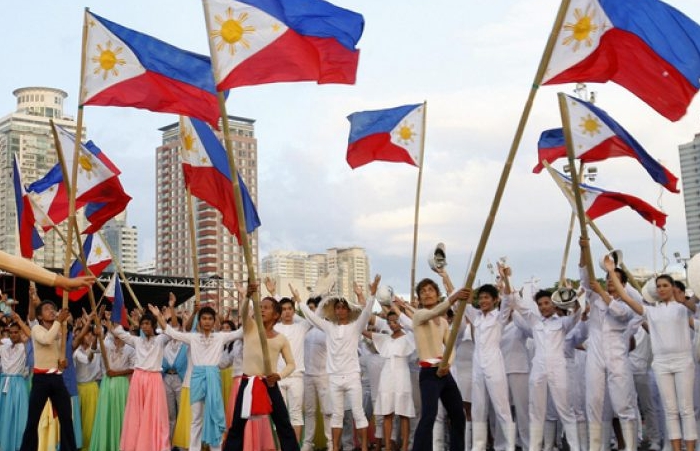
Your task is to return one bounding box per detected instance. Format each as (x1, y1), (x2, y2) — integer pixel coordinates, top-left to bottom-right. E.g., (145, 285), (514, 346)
(0, 238), (699, 451)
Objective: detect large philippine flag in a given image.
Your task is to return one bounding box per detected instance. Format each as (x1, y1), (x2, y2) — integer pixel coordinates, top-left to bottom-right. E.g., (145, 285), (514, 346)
(27, 124), (131, 233)
(542, 0), (700, 121)
(553, 169), (667, 229)
(12, 156), (43, 258)
(346, 103), (425, 169)
(179, 116), (261, 243)
(533, 95), (679, 193)
(203, 0), (364, 89)
(81, 11), (221, 129)
(59, 233), (113, 301)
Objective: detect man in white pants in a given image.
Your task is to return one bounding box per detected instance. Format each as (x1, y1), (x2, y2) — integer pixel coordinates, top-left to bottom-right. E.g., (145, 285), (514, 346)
(579, 238), (640, 451)
(298, 277), (378, 451)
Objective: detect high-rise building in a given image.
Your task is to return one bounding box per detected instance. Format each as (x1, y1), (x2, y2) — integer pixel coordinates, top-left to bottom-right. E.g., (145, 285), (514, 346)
(155, 116), (258, 307)
(679, 133), (700, 256)
(102, 211), (139, 273)
(261, 247), (370, 301)
(0, 87), (82, 268)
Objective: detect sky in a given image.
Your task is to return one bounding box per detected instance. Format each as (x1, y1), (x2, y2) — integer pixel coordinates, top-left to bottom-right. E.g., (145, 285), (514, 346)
(3, 0), (700, 295)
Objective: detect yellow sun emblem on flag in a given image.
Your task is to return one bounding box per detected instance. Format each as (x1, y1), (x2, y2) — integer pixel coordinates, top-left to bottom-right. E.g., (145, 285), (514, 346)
(78, 154), (95, 180)
(211, 7), (256, 55)
(579, 114), (602, 137)
(181, 126), (197, 153)
(91, 40), (127, 80)
(94, 245), (103, 257)
(562, 6), (600, 51)
(394, 121), (417, 146)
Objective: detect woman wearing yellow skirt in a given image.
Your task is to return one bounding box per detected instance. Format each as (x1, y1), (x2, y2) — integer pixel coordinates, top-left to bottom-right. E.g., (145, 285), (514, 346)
(220, 320), (237, 413)
(74, 326), (101, 450)
(172, 347), (194, 449)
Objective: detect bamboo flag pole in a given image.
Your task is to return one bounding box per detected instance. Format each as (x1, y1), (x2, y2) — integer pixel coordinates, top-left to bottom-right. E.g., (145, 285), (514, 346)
(409, 101), (428, 305)
(201, 4), (271, 375)
(559, 161), (584, 285)
(542, 160), (643, 292)
(439, 0), (573, 372)
(51, 121), (110, 372)
(557, 92), (596, 281)
(185, 185), (202, 308)
(98, 230), (143, 311)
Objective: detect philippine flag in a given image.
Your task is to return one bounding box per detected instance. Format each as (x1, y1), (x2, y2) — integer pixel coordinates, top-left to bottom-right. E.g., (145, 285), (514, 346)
(81, 11), (221, 129)
(542, 0), (700, 121)
(27, 124), (131, 233)
(12, 156), (43, 258)
(346, 103), (425, 169)
(104, 273), (129, 328)
(203, 0), (363, 90)
(533, 95), (679, 193)
(552, 168), (667, 229)
(59, 233), (113, 301)
(179, 116), (261, 243)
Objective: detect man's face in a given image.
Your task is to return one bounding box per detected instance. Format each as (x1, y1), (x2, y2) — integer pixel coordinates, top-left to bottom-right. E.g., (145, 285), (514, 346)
(39, 303), (56, 322)
(199, 313), (215, 332)
(334, 301), (350, 321)
(418, 284), (439, 307)
(8, 325), (21, 344)
(308, 303), (318, 312)
(478, 293), (495, 313)
(280, 303), (295, 323)
(140, 319), (154, 337)
(605, 274), (619, 297)
(387, 316), (401, 333)
(261, 299), (280, 323)
(537, 296), (556, 318)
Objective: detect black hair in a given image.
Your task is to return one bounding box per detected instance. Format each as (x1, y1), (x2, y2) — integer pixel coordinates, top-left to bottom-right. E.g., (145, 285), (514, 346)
(306, 296), (321, 308)
(656, 274), (675, 287)
(535, 290), (552, 303)
(386, 310), (398, 320)
(613, 267), (628, 285)
(198, 306), (217, 320)
(476, 284), (499, 300)
(279, 297), (295, 310)
(139, 312), (157, 331)
(332, 297), (350, 309)
(416, 278), (441, 298)
(36, 300), (57, 320)
(221, 320), (237, 331)
(674, 280), (686, 292)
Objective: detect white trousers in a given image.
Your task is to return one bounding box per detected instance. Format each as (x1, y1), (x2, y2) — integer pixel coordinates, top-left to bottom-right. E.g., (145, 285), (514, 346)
(586, 356), (637, 423)
(190, 400), (221, 451)
(303, 374), (333, 448)
(329, 373), (368, 429)
(653, 359), (698, 441)
(279, 374), (304, 426)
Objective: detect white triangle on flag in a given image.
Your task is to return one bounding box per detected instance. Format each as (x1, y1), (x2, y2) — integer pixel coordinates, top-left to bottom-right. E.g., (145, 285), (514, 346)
(81, 11), (146, 104)
(104, 272), (117, 299)
(389, 104), (425, 165)
(565, 96), (615, 157)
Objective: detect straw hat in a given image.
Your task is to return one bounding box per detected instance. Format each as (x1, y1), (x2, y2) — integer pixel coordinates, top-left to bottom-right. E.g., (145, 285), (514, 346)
(687, 253), (700, 298)
(551, 287), (579, 310)
(311, 271), (337, 297)
(598, 249), (623, 272)
(317, 295), (363, 323)
(376, 285), (394, 307)
(641, 277), (660, 305)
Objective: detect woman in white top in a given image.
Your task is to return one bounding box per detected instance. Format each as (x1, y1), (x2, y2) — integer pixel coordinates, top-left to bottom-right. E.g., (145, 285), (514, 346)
(603, 258), (696, 451)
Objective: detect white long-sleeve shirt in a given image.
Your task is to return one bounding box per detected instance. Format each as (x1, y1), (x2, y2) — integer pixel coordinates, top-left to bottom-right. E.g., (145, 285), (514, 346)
(299, 299), (374, 376)
(0, 339), (26, 374)
(74, 346), (102, 383)
(164, 325), (243, 366)
(113, 325), (170, 372)
(275, 318), (312, 375)
(303, 326), (327, 377)
(642, 301), (694, 364)
(464, 294), (513, 369)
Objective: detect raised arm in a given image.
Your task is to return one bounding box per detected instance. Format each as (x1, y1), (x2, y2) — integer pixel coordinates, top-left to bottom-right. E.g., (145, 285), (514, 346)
(603, 257), (643, 316)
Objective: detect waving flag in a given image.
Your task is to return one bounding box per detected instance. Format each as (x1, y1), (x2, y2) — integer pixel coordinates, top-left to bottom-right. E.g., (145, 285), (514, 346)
(346, 103), (425, 169)
(12, 156), (43, 258)
(104, 273), (129, 328)
(59, 234), (113, 301)
(81, 11), (221, 128)
(27, 124), (131, 233)
(542, 0), (700, 121)
(533, 95), (679, 193)
(179, 116), (261, 243)
(551, 168), (667, 229)
(203, 0), (363, 90)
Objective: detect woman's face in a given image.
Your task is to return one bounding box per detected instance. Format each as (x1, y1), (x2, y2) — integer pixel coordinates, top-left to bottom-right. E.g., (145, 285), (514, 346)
(656, 277), (675, 302)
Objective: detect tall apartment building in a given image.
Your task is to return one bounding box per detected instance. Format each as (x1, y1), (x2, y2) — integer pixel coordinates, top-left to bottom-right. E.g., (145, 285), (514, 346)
(0, 87), (81, 268)
(155, 116), (258, 306)
(679, 133), (700, 257)
(261, 247), (370, 301)
(102, 211), (139, 273)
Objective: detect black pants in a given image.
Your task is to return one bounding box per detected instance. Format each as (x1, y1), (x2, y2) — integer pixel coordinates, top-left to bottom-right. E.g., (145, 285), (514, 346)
(223, 377), (300, 451)
(20, 373), (77, 451)
(412, 367), (466, 451)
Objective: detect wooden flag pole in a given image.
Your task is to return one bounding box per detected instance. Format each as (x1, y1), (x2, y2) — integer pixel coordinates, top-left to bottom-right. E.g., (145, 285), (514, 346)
(557, 92), (596, 282)
(559, 161), (584, 285)
(439, 0), (573, 372)
(98, 230), (143, 312)
(200, 1), (271, 375)
(409, 101), (428, 305)
(51, 121), (110, 372)
(185, 185), (202, 309)
(542, 160), (643, 292)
